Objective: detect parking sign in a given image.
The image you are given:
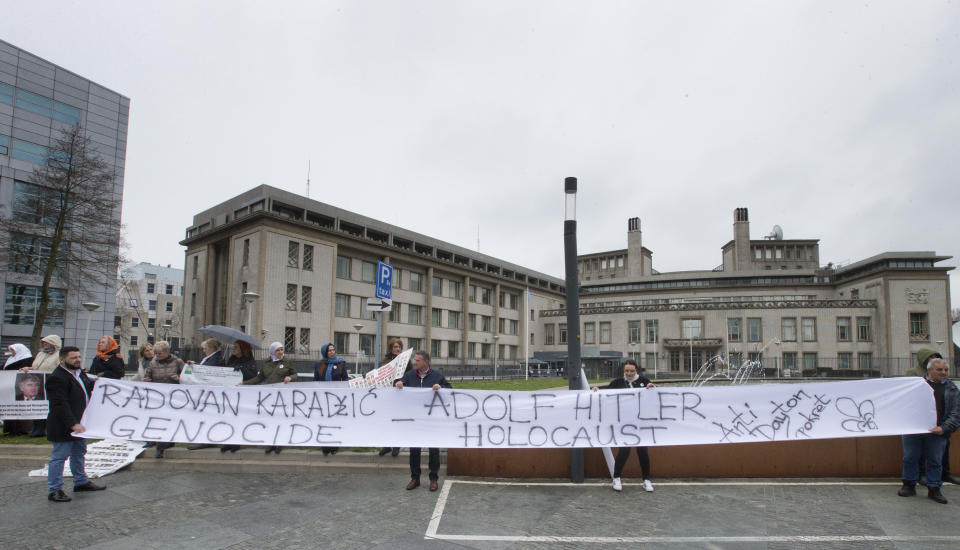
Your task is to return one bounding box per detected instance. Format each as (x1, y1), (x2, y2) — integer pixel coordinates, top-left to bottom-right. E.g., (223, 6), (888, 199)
(376, 261), (392, 300)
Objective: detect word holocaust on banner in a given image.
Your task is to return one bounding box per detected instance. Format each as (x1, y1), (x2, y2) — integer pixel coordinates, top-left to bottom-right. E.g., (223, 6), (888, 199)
(78, 377), (936, 449)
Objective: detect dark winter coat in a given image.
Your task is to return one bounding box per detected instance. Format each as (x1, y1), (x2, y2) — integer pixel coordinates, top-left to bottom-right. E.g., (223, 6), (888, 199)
(604, 375), (653, 390)
(227, 354), (259, 381)
(89, 353), (125, 379)
(314, 344), (348, 381)
(45, 365), (94, 442)
(399, 368), (452, 389)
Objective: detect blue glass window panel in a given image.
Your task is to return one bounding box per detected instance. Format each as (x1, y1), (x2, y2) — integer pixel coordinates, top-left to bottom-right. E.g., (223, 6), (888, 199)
(0, 82), (13, 104)
(53, 102), (80, 125)
(15, 89), (53, 117)
(0, 135), (8, 155)
(11, 138), (48, 164)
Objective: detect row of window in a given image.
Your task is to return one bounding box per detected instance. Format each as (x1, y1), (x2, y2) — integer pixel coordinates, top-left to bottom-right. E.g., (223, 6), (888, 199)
(4, 283), (66, 326)
(143, 282), (181, 296)
(0, 83), (81, 125)
(581, 255), (625, 272)
(286, 241), (315, 270)
(286, 284), (312, 312)
(128, 316), (173, 329)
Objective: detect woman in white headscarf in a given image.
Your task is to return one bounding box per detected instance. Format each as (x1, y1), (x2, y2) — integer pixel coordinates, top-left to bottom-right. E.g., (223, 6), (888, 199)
(3, 343), (33, 370)
(242, 342), (298, 454)
(30, 335), (62, 372)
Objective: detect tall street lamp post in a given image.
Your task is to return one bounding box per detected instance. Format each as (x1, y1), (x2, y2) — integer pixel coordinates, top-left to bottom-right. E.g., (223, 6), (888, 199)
(493, 334), (500, 380)
(563, 177), (584, 483)
(241, 291), (260, 335)
(81, 301), (101, 366)
(353, 323), (364, 371)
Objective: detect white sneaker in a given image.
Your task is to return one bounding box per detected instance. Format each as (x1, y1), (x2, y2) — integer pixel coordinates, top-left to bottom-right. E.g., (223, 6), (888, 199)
(612, 477), (622, 492)
(643, 479), (654, 492)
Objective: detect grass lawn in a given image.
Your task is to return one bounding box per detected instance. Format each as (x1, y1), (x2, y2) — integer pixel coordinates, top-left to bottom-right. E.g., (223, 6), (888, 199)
(0, 433), (51, 445)
(453, 378), (611, 391)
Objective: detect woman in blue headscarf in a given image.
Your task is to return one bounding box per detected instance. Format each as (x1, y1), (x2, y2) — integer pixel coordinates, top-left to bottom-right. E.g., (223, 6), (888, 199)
(314, 343), (348, 455)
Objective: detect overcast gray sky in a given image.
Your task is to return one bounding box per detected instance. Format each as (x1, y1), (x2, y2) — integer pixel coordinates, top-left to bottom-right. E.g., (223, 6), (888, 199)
(2, 1), (958, 306)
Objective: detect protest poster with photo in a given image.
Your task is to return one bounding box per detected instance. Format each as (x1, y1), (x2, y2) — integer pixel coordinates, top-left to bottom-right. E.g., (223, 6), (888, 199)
(29, 439), (146, 478)
(178, 364), (243, 386)
(0, 371), (49, 420)
(348, 348), (413, 388)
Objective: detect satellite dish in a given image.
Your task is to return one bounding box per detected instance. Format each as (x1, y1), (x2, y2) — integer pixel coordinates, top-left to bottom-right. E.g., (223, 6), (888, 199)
(765, 225), (783, 240)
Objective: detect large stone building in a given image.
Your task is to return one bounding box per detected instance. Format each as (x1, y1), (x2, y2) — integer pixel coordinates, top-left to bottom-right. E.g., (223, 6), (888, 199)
(115, 262), (184, 359)
(536, 208), (953, 377)
(180, 186), (566, 368)
(0, 39), (128, 358)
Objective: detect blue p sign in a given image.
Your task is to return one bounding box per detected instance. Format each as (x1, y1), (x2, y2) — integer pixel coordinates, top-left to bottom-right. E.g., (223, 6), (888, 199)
(376, 261), (393, 300)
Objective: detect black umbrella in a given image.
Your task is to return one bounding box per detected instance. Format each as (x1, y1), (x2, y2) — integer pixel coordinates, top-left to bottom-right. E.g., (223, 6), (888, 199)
(198, 325), (261, 349)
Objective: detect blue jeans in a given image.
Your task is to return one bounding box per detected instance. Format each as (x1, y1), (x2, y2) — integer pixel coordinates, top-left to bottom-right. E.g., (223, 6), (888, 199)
(48, 440), (88, 492)
(902, 433), (948, 488)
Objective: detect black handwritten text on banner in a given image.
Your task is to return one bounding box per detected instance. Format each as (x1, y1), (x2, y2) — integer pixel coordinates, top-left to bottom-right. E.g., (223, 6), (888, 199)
(78, 378), (936, 448)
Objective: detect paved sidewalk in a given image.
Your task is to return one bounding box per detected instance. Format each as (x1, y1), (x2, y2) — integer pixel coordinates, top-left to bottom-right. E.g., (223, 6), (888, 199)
(2, 460), (959, 549)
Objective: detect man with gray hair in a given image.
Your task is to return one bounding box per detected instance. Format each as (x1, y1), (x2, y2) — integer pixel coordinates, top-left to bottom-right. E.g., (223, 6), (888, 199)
(898, 355), (960, 504)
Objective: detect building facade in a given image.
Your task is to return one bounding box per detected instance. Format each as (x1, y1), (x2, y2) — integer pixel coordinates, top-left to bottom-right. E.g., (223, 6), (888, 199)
(180, 186), (566, 368)
(115, 262), (184, 359)
(0, 39), (128, 359)
(536, 208), (953, 377)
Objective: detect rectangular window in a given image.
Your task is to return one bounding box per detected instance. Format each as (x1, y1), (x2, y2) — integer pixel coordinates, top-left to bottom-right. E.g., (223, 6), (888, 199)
(480, 287), (490, 304)
(729, 352), (743, 368)
(782, 352), (797, 371)
(302, 245), (313, 271)
(584, 322), (596, 344)
(148, 318), (156, 328)
(190, 293), (196, 316)
(645, 320), (658, 343)
(628, 320), (642, 344)
(432, 276), (442, 296)
(909, 313), (929, 341)
(334, 332), (349, 354)
(361, 261), (376, 283)
(242, 239), (250, 266)
(803, 352), (818, 371)
(469, 285), (477, 302)
(645, 353), (657, 372)
(284, 326), (296, 352)
(286, 284), (297, 311)
(146, 283), (155, 294)
(360, 334), (374, 356)
(11, 139), (48, 165)
(432, 308), (441, 327)
(468, 342), (476, 359)
(409, 305), (422, 325)
(448, 281), (461, 299)
(600, 322), (611, 344)
(131, 317), (139, 327)
(288, 241), (299, 268)
(361, 305), (375, 320)
(838, 352), (852, 370)
(148, 299), (157, 311)
(336, 256), (351, 279)
(468, 314), (477, 331)
(448, 310), (460, 329)
(802, 317), (817, 341)
(335, 294), (350, 317)
(727, 318), (742, 342)
(165, 284), (174, 295)
(837, 317), (851, 342)
(192, 256), (199, 278)
(559, 323), (567, 345)
(781, 317), (797, 342)
(857, 317), (871, 341)
(409, 272), (422, 292)
(682, 319), (702, 339)
(747, 318), (762, 342)
(545, 324), (555, 345)
(299, 328), (311, 353)
(165, 302), (173, 313)
(481, 343), (491, 359)
(481, 315), (492, 332)
(431, 339), (441, 358)
(7, 233), (68, 277)
(388, 302), (400, 322)
(670, 350), (681, 371)
(301, 286), (312, 312)
(448, 341), (460, 358)
(407, 338), (422, 352)
(858, 353), (872, 370)
(130, 335), (138, 347)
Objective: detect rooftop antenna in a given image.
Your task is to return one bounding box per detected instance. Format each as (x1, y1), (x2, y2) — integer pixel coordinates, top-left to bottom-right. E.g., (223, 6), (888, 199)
(306, 160), (311, 198)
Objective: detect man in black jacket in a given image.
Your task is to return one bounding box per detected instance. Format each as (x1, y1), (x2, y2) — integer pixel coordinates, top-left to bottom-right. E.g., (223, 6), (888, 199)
(395, 351), (451, 491)
(594, 359), (656, 493)
(45, 346), (106, 502)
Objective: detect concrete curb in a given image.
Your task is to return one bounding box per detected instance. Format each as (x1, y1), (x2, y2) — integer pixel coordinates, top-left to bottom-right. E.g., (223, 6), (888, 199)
(0, 444), (447, 476)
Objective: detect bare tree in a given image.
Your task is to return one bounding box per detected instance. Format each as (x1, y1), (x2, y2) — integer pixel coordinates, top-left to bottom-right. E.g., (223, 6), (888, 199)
(952, 308), (960, 324)
(1, 125), (120, 350)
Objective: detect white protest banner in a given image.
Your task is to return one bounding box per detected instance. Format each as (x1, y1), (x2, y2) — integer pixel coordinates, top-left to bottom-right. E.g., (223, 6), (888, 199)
(349, 348), (413, 388)
(179, 364), (243, 386)
(0, 371), (49, 420)
(78, 377), (935, 449)
(29, 440), (145, 478)
(580, 369), (615, 478)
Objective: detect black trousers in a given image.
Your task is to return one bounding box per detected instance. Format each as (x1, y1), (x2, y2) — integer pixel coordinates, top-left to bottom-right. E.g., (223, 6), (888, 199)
(409, 447), (440, 480)
(613, 446), (651, 479)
